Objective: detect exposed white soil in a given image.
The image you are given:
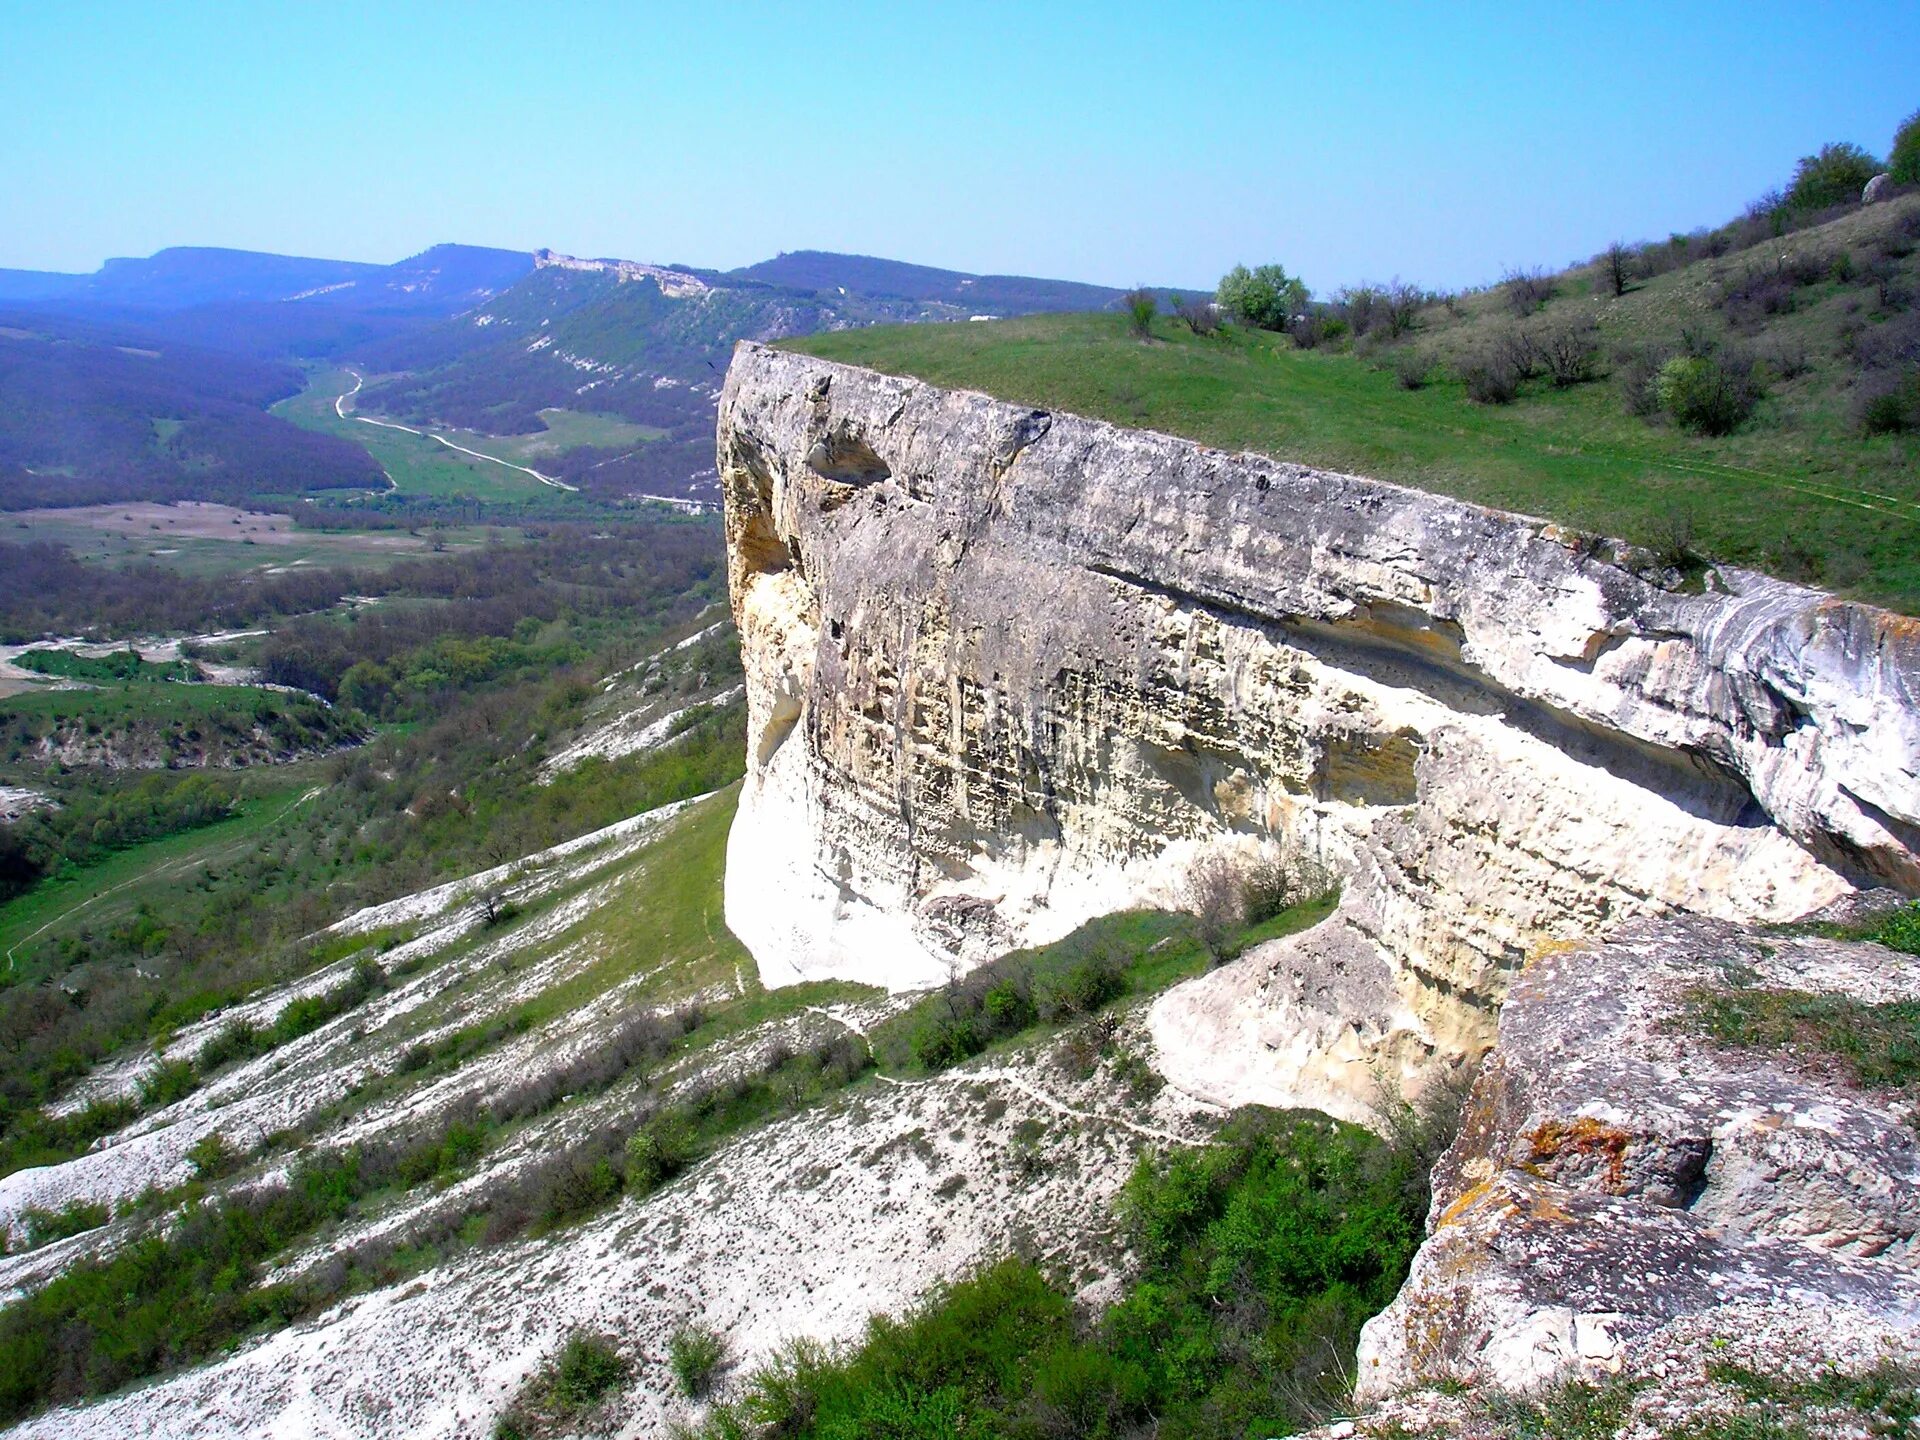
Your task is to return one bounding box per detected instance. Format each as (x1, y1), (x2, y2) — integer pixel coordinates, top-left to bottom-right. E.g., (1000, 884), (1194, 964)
(541, 684), (744, 777)
(0, 795), (708, 1236)
(0, 786), (52, 822)
(8, 982), (1213, 1439)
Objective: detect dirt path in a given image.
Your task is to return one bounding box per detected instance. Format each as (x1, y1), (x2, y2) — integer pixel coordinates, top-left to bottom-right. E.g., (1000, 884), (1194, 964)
(335, 372), (578, 492)
(4, 787), (324, 973)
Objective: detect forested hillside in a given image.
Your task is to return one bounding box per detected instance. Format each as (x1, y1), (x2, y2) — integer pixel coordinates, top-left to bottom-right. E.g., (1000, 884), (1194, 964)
(0, 312), (384, 508)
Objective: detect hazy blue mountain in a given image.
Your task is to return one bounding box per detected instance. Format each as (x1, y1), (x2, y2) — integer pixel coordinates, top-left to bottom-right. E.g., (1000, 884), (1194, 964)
(0, 244), (533, 312)
(726, 250), (1132, 313)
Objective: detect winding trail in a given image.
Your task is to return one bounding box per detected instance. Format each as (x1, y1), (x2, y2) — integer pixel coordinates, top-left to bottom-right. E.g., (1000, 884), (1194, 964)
(334, 372), (578, 492)
(5, 787), (324, 974)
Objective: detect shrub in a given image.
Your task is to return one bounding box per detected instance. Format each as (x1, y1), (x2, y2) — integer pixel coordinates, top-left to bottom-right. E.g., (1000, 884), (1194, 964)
(1870, 901), (1920, 956)
(1458, 345), (1521, 404)
(1185, 852), (1248, 961)
(1538, 317), (1600, 388)
(548, 1330), (628, 1412)
(669, 1322), (729, 1398)
(1217, 264), (1308, 331)
(624, 1113), (694, 1194)
(740, 1337), (831, 1433)
(1858, 366), (1920, 434)
(1786, 141), (1882, 211)
(1501, 266), (1555, 316)
(1391, 348), (1430, 390)
(186, 1132), (239, 1180)
(18, 1199), (108, 1249)
(1378, 279), (1423, 338)
(1758, 335), (1811, 380)
(1240, 852), (1297, 925)
(1287, 311), (1328, 348)
(1172, 294), (1219, 336)
(1614, 345), (1669, 418)
(1122, 288), (1157, 338)
(1336, 284), (1382, 338)
(1656, 354), (1757, 435)
(137, 1057), (198, 1110)
(1033, 950), (1125, 1019)
(1652, 505), (1701, 570)
(1893, 108), (1920, 185)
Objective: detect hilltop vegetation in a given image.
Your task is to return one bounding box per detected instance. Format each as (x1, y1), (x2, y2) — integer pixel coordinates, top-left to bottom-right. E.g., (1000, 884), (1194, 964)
(793, 190), (1920, 611)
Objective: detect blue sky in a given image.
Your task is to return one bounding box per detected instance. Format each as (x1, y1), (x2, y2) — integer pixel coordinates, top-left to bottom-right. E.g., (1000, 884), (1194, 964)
(4, 1), (1916, 292)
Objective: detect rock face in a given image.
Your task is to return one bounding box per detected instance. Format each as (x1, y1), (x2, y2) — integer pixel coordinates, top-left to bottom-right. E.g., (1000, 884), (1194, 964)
(1355, 912), (1920, 1400)
(717, 342), (1918, 1110)
(1865, 172), (1894, 204)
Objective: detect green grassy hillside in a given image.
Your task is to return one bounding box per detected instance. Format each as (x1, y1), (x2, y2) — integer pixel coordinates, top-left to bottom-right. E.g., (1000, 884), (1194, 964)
(789, 196), (1920, 613)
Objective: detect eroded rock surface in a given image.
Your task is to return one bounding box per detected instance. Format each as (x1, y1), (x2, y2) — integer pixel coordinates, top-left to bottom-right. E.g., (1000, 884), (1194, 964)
(1355, 912), (1920, 1401)
(717, 343), (1918, 1108)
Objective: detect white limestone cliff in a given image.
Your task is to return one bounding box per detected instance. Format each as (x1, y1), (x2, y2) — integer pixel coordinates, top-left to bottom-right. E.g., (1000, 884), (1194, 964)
(716, 342), (1918, 1116)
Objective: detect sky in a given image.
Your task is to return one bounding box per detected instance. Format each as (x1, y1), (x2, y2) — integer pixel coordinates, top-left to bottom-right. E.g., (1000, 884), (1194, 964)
(3, 1), (1917, 294)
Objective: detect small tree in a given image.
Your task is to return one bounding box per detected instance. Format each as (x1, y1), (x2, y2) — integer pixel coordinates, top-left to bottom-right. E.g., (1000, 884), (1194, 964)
(1122, 287), (1157, 337)
(1337, 284), (1383, 337)
(1379, 279), (1423, 338)
(1891, 108), (1920, 185)
(1184, 852), (1247, 963)
(1599, 242), (1631, 298)
(1217, 263), (1308, 330)
(1786, 141), (1882, 211)
(1173, 293), (1219, 336)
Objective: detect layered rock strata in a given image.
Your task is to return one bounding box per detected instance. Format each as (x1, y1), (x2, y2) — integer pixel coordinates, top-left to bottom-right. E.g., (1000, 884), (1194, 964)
(717, 342), (1918, 1107)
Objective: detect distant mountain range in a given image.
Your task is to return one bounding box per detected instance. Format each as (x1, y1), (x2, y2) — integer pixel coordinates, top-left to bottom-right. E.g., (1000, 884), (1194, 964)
(0, 242), (1167, 509)
(0, 244), (534, 312)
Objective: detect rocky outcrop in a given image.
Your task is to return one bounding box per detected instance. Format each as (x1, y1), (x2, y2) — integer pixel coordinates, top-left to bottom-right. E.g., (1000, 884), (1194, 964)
(531, 248), (710, 297)
(717, 342), (1918, 1110)
(1354, 910), (1920, 1400)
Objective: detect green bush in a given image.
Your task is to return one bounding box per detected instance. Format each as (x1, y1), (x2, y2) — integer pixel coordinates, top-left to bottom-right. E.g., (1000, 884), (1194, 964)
(1872, 902), (1920, 955)
(185, 1133), (239, 1181)
(1786, 141), (1882, 210)
(1217, 264), (1308, 331)
(17, 1200), (109, 1249)
(1893, 108), (1920, 185)
(1656, 354), (1757, 435)
(668, 1322), (729, 1398)
(624, 1113), (694, 1195)
(0, 1099), (137, 1182)
(1122, 288), (1157, 338)
(1859, 367), (1920, 435)
(548, 1330), (628, 1412)
(136, 1058), (198, 1110)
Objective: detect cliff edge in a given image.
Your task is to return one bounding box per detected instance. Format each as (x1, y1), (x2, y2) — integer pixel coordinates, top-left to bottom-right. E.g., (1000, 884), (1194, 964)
(717, 340), (1916, 1114)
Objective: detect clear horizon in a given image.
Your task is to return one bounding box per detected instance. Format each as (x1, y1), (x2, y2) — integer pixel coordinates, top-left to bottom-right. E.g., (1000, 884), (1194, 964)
(6, 0), (1917, 295)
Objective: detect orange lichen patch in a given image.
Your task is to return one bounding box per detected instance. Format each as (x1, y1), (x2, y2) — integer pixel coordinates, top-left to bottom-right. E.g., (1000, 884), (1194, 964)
(1525, 1115), (1634, 1192)
(1525, 1185), (1575, 1224)
(1435, 1178), (1496, 1230)
(1522, 936), (1589, 971)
